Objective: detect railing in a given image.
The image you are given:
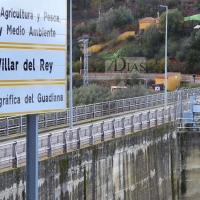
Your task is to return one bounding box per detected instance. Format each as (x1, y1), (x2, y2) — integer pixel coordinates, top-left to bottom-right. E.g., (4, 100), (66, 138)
(177, 117), (200, 132)
(0, 86), (199, 171)
(0, 99), (188, 172)
(0, 87), (199, 137)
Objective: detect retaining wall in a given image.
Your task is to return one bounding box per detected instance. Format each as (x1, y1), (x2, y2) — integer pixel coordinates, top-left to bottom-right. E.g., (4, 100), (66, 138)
(0, 123), (178, 200)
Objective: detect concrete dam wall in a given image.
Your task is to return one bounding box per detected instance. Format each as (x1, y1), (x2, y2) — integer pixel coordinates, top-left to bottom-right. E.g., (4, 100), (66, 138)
(0, 123), (178, 200)
(178, 132), (200, 200)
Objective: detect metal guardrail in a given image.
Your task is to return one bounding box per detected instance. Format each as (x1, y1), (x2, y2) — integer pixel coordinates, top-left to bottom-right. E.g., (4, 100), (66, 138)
(0, 100), (188, 172)
(0, 87), (197, 172)
(0, 87), (199, 137)
(177, 118), (200, 132)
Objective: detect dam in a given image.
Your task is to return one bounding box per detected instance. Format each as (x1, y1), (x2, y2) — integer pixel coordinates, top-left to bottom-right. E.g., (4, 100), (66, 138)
(0, 89), (200, 199)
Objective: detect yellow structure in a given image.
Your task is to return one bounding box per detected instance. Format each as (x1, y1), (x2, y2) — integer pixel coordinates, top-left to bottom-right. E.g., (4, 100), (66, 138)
(87, 31), (135, 53)
(155, 72), (181, 91)
(138, 17), (159, 30)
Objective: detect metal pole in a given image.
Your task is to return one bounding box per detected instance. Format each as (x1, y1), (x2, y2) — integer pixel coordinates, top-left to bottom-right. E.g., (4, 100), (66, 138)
(69, 0), (73, 129)
(158, 5), (168, 109)
(164, 6), (168, 109)
(26, 114), (38, 200)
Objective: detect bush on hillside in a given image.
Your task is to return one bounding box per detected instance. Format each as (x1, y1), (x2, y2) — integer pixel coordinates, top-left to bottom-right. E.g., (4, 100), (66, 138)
(121, 43), (142, 57)
(113, 6), (134, 28)
(72, 84), (110, 106)
(72, 47), (82, 61)
(110, 83), (147, 100)
(88, 20), (97, 34)
(74, 22), (86, 37)
(88, 58), (105, 72)
(96, 8), (115, 36)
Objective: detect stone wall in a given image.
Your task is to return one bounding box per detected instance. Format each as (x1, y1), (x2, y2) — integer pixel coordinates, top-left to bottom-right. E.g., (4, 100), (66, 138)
(0, 123), (177, 200)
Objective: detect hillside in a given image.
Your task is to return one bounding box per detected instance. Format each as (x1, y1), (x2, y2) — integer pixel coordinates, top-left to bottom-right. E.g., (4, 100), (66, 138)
(71, 0), (198, 26)
(67, 0), (200, 76)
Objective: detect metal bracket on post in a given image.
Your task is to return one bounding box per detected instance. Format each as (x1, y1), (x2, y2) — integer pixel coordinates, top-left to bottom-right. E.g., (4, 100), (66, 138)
(26, 114), (38, 200)
(155, 110), (158, 125)
(89, 124), (94, 145)
(65, 109), (68, 124)
(180, 91), (183, 118)
(84, 105), (87, 120)
(147, 111), (150, 128)
(12, 141), (18, 168)
(112, 119), (116, 138)
(44, 113), (47, 128)
(162, 108), (165, 123)
(131, 115), (134, 132)
(75, 107), (77, 122)
(135, 98), (137, 110)
(151, 95), (154, 107)
(19, 115), (23, 133)
(139, 97), (142, 109)
(77, 128), (81, 149)
(101, 102), (103, 116)
(140, 113), (143, 130)
(108, 101), (110, 115)
(48, 133), (52, 157)
(156, 94), (159, 106)
(101, 121), (105, 141)
(146, 95), (148, 108)
(63, 130), (68, 153)
(115, 100), (118, 114)
(168, 107), (171, 121)
(55, 112), (57, 126)
(5, 117), (9, 136)
(122, 117), (125, 135)
(93, 104), (95, 118)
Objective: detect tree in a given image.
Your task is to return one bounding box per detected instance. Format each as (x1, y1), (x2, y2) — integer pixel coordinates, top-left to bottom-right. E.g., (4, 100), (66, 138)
(88, 20), (97, 34)
(191, 30), (200, 51)
(186, 50), (200, 73)
(72, 47), (82, 61)
(74, 23), (86, 37)
(72, 84), (110, 106)
(121, 43), (142, 57)
(110, 84), (147, 100)
(158, 9), (182, 38)
(96, 8), (115, 36)
(141, 23), (162, 58)
(88, 58), (105, 72)
(113, 6), (133, 28)
(175, 37), (191, 62)
(90, 0), (112, 16)
(168, 39), (180, 57)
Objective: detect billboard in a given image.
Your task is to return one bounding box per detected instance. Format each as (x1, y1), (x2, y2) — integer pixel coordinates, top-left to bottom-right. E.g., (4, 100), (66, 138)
(105, 57), (146, 73)
(0, 0), (67, 116)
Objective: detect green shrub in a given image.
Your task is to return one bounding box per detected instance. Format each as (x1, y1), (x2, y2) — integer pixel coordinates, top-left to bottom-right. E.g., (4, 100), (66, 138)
(126, 35), (134, 43)
(74, 23), (86, 37)
(72, 84), (110, 106)
(110, 84), (147, 100)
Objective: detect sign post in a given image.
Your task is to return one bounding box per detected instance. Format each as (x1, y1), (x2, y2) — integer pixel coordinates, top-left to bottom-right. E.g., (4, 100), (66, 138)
(0, 0), (67, 199)
(26, 114), (38, 200)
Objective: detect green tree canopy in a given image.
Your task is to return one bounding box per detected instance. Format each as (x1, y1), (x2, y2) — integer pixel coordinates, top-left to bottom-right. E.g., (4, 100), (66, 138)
(90, 0), (112, 13)
(186, 50), (200, 73)
(141, 23), (162, 58)
(113, 6), (133, 27)
(159, 9), (182, 38)
(96, 8), (115, 35)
